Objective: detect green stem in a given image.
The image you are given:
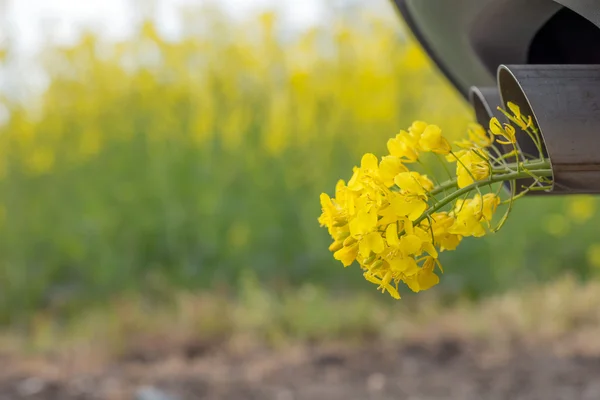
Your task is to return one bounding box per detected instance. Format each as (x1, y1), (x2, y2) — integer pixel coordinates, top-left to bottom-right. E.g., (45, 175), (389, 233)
(492, 159), (550, 173)
(413, 168), (554, 227)
(429, 159), (551, 196)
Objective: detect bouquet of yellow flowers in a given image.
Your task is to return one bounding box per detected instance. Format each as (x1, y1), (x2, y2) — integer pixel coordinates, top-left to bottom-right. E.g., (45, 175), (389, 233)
(318, 103), (552, 299)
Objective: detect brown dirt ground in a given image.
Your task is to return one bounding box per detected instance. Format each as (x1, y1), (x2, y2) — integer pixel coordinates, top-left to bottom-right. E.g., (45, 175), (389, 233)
(3, 336), (600, 400)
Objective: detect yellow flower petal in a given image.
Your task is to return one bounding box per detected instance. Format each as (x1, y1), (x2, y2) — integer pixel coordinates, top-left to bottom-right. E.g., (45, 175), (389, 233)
(422, 242), (438, 258)
(407, 201), (427, 221)
(390, 194), (427, 221)
(417, 270), (439, 291)
(489, 117), (503, 136)
(389, 256), (418, 276)
(334, 243), (359, 267)
(329, 240), (343, 252)
(386, 222), (400, 247)
(419, 124), (451, 154)
(361, 153), (379, 171)
(507, 101), (521, 119)
(359, 231), (384, 257)
(387, 133), (418, 162)
(349, 209), (377, 237)
(400, 234), (422, 256)
(379, 156), (408, 186)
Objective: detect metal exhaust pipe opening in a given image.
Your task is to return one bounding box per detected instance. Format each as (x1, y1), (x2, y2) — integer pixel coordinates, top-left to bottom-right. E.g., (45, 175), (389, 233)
(496, 66), (549, 195)
(497, 64), (600, 195)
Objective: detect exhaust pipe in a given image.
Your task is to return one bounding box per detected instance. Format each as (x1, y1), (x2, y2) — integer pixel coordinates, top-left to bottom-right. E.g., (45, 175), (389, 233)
(498, 65), (600, 194)
(471, 65), (600, 195)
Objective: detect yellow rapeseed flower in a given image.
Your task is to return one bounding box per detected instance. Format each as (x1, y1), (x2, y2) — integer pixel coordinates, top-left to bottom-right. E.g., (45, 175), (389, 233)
(455, 123), (494, 149)
(489, 117), (517, 144)
(419, 124), (451, 154)
(379, 156), (408, 187)
(364, 271), (401, 299)
(318, 193), (347, 233)
(449, 193), (499, 237)
(387, 131), (419, 162)
(389, 192), (427, 221)
(359, 231), (385, 257)
(428, 212), (462, 251)
(348, 153), (381, 191)
(388, 255), (419, 276)
(408, 121), (428, 138)
(394, 171), (433, 196)
(403, 256), (440, 293)
(481, 193), (501, 221)
(507, 102), (532, 130)
(349, 209), (378, 237)
(455, 150), (490, 188)
(320, 113), (545, 299)
(334, 243), (359, 267)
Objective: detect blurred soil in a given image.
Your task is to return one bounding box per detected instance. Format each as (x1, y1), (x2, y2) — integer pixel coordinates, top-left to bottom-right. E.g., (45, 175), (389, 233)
(5, 277), (600, 399)
(3, 335), (600, 400)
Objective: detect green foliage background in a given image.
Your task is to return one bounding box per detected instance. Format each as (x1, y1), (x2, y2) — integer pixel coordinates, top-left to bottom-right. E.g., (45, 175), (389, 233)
(0, 6), (598, 323)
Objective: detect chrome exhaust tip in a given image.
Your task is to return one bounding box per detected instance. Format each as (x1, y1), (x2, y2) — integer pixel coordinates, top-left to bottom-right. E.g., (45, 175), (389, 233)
(497, 64), (600, 195)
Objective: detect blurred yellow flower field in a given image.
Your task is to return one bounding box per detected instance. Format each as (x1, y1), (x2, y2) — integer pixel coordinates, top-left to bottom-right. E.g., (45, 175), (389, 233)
(0, 7), (598, 323)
